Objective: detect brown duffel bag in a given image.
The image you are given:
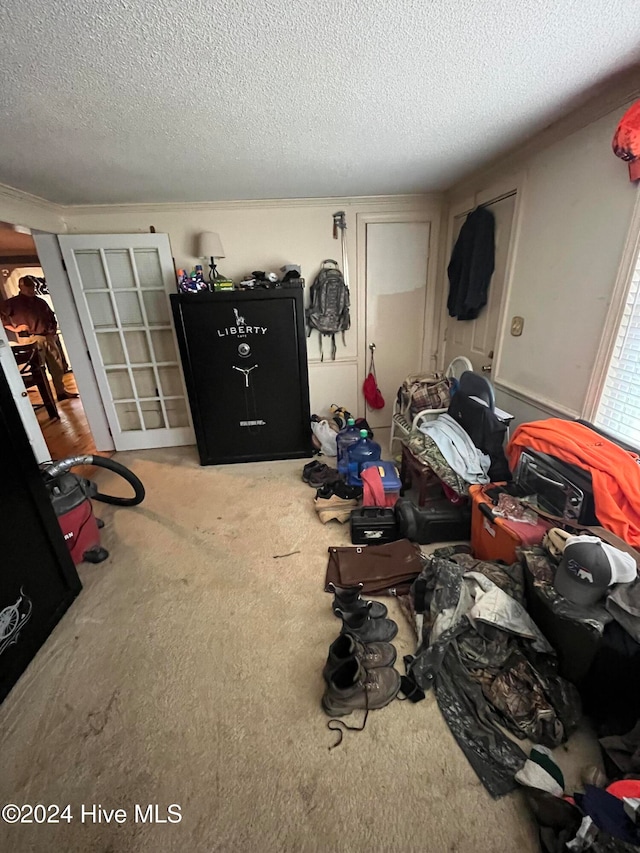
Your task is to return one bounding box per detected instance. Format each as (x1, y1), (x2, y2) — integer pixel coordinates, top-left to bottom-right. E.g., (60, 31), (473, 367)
(324, 538), (424, 596)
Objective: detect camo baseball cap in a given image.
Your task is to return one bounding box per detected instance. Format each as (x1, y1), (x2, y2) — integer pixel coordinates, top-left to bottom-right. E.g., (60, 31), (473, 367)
(554, 535), (637, 606)
(613, 101), (640, 182)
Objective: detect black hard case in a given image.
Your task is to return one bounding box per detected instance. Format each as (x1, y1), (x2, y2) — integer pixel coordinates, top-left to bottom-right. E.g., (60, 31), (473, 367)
(350, 508), (399, 545)
(395, 498), (472, 544)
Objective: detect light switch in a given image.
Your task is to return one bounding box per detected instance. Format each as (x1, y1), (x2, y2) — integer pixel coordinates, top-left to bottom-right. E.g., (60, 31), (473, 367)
(511, 316), (524, 336)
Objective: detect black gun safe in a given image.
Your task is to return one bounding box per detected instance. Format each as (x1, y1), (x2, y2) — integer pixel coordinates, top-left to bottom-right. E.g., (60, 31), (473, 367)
(0, 367), (81, 704)
(171, 287), (312, 465)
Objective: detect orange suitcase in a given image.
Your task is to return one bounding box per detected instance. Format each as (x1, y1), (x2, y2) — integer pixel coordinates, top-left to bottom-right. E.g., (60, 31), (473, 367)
(469, 484), (551, 564)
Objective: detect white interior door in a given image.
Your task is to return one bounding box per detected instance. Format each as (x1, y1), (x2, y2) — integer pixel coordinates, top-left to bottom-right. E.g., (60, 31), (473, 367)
(365, 220), (430, 429)
(58, 234), (193, 451)
(0, 326), (50, 462)
(444, 194), (516, 373)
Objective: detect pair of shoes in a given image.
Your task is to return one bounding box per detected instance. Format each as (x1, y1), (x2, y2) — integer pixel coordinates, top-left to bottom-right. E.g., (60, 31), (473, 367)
(307, 464), (342, 488)
(302, 459), (324, 483)
(314, 489), (360, 524)
(331, 582), (397, 642)
(321, 636), (400, 718)
(328, 582), (387, 619)
(322, 633), (396, 683)
(57, 391), (79, 401)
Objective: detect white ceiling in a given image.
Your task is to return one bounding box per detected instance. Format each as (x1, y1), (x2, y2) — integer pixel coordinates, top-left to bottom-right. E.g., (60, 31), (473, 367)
(1, 0), (639, 206)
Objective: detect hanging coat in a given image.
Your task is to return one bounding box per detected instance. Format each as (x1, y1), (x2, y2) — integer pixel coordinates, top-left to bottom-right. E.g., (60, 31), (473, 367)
(447, 206), (495, 320)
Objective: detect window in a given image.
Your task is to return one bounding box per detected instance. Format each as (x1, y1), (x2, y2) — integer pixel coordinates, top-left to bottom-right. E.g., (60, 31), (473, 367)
(593, 244), (640, 447)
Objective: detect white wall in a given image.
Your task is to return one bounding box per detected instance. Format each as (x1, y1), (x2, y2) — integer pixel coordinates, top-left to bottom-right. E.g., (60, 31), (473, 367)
(63, 195), (442, 418)
(446, 101), (640, 426)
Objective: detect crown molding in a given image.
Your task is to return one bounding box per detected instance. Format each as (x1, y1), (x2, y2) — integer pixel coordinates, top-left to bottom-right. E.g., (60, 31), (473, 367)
(0, 182), (65, 215)
(61, 193), (441, 218)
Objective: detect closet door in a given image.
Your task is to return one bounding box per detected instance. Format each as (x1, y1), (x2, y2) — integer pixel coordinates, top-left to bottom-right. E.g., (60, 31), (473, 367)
(363, 217), (431, 429)
(443, 194), (517, 373)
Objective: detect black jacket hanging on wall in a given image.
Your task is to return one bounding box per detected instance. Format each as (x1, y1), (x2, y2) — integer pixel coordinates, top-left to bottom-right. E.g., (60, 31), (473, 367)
(447, 206), (496, 321)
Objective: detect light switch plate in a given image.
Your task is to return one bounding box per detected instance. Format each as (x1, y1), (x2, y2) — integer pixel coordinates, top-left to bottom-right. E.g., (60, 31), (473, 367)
(511, 316), (524, 336)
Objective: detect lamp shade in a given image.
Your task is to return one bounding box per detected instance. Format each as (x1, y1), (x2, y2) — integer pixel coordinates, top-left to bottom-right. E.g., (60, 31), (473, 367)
(198, 231), (225, 259)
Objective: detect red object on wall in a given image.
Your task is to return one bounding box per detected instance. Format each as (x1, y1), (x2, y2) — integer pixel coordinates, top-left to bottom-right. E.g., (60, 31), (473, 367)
(612, 100), (640, 182)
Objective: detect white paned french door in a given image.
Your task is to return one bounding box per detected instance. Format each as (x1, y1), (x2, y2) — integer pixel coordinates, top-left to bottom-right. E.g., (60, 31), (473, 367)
(58, 234), (193, 450)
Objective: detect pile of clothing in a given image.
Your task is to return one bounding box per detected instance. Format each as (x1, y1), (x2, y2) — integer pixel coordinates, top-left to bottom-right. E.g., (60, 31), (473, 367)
(403, 548), (581, 798)
(515, 744), (640, 851)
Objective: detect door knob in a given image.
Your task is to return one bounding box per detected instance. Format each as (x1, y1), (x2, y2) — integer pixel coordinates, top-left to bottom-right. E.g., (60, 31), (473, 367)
(482, 364), (492, 373)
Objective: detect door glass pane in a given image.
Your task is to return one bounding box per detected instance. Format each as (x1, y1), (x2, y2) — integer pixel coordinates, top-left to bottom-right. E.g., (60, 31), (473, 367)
(124, 331), (151, 363)
(151, 329), (177, 362)
(141, 401), (165, 429)
(75, 250), (107, 290)
(158, 366), (183, 397)
(105, 250), (135, 289)
(142, 290), (170, 326)
(115, 291), (143, 326)
(134, 249), (164, 288)
(115, 403), (141, 431)
(86, 292), (116, 328)
(106, 370), (134, 400)
(132, 367), (158, 398)
(97, 332), (125, 365)
(166, 399), (189, 428)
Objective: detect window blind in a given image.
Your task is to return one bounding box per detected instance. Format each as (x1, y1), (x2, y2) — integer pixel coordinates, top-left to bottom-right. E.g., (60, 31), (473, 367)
(594, 249), (640, 448)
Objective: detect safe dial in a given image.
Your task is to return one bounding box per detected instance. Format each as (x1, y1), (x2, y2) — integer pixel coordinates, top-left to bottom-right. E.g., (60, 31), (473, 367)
(238, 343), (251, 357)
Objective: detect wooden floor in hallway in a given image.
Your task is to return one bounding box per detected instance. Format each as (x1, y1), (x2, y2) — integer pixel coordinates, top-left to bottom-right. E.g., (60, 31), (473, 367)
(31, 373), (111, 471)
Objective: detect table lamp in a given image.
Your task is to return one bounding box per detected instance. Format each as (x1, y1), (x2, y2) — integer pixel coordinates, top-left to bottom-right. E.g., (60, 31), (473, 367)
(198, 232), (226, 285)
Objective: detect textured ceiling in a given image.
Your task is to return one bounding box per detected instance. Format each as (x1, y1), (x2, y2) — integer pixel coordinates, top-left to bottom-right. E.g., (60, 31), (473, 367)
(0, 0), (639, 205)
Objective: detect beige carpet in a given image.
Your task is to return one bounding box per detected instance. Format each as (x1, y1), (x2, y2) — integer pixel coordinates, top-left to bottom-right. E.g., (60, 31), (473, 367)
(0, 448), (601, 852)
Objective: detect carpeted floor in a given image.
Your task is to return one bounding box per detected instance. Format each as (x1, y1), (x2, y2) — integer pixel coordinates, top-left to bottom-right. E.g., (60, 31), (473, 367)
(0, 448), (601, 852)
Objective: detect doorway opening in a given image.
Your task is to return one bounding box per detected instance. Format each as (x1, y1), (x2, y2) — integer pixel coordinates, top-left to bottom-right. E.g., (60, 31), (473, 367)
(0, 221), (99, 460)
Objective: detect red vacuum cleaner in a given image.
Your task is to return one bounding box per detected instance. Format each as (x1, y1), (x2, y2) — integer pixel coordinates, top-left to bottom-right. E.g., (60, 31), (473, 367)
(42, 455), (145, 565)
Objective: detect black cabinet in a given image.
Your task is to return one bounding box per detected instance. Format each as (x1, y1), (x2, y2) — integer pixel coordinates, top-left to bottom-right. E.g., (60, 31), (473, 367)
(171, 287), (312, 465)
(0, 368), (81, 704)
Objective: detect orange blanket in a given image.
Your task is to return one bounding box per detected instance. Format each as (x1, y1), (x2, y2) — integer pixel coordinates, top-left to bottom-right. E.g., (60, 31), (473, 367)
(507, 419), (640, 546)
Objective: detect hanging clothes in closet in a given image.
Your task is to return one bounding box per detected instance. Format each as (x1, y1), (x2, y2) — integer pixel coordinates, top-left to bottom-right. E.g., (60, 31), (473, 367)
(447, 206), (496, 321)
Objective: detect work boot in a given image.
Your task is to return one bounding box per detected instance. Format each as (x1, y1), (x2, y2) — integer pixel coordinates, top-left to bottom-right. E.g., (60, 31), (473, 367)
(322, 633), (397, 683)
(322, 657), (401, 717)
(308, 465), (343, 488)
(328, 582), (388, 619)
(302, 459), (324, 483)
(337, 607), (398, 643)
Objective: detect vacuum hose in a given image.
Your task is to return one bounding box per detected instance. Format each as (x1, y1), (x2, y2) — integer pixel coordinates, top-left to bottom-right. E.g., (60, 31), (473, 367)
(43, 455), (145, 507)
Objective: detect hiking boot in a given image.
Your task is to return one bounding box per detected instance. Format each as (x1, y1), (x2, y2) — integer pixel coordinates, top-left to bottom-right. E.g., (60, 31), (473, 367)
(337, 607), (398, 643)
(328, 582), (388, 619)
(314, 493), (359, 524)
(322, 633), (397, 683)
(308, 465), (343, 488)
(322, 657), (401, 717)
(302, 460), (324, 483)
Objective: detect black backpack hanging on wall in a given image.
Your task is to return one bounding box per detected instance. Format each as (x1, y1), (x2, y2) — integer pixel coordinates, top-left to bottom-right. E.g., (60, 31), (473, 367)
(306, 260), (350, 360)
(306, 212), (351, 360)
